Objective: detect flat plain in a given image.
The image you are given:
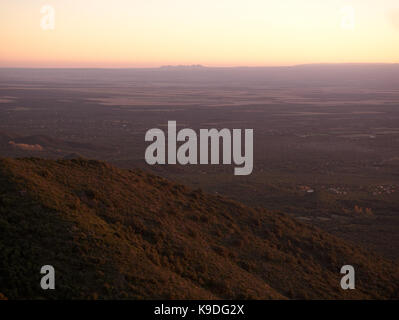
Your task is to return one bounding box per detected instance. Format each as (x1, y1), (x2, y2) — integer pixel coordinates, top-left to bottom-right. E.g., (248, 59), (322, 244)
(1, 65), (398, 260)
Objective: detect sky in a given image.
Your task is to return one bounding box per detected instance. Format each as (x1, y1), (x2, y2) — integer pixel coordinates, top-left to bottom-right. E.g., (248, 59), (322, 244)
(0, 0), (398, 67)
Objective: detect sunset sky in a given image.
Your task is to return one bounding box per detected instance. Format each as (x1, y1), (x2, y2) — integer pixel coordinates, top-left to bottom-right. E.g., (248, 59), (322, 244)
(1, 0), (398, 67)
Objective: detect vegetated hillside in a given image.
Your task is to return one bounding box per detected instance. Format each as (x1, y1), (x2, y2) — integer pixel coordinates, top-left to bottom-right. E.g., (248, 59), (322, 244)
(0, 158), (398, 300)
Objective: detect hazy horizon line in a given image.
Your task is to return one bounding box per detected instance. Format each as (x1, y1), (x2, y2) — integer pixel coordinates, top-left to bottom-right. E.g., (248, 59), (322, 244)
(0, 62), (398, 70)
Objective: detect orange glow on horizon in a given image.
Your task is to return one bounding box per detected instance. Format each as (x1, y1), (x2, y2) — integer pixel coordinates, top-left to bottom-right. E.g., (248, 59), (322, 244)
(1, 0), (398, 68)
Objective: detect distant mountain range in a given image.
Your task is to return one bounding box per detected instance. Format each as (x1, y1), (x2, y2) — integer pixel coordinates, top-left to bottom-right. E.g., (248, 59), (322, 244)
(160, 64), (205, 69)
(0, 158), (398, 299)
(2, 64), (398, 89)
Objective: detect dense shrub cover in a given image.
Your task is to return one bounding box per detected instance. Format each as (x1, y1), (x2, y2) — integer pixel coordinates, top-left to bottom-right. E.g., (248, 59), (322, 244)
(0, 158), (398, 299)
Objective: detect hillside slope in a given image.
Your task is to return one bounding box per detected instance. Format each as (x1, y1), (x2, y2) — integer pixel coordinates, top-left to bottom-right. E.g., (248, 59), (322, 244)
(0, 158), (398, 299)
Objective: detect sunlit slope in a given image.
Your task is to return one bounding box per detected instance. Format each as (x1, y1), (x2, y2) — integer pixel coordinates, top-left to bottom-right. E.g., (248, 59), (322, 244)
(0, 158), (398, 299)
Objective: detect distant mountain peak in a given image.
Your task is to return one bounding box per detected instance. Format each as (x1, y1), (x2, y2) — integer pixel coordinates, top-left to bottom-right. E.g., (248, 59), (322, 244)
(159, 64), (206, 69)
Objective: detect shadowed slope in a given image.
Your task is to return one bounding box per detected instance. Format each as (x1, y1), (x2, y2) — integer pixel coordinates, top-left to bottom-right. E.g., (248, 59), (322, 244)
(0, 158), (398, 299)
